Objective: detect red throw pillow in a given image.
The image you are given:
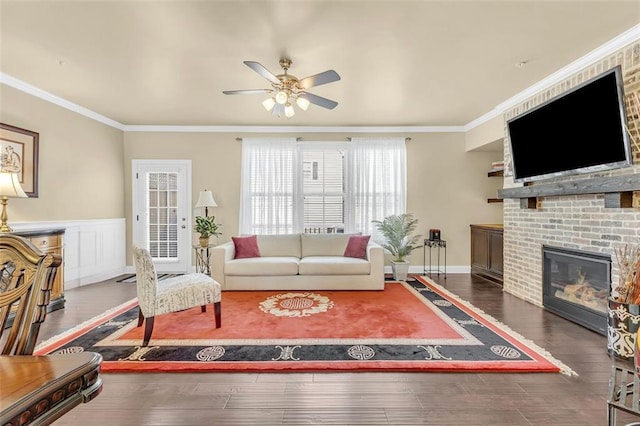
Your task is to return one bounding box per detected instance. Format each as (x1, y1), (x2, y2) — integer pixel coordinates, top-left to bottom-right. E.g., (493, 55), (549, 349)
(344, 235), (371, 259)
(232, 235), (261, 259)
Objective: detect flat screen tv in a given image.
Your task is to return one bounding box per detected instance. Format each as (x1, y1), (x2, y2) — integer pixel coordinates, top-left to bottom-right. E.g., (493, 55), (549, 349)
(507, 65), (632, 183)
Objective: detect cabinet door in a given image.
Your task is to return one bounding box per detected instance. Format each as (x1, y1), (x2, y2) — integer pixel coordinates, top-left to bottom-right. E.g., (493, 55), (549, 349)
(471, 228), (489, 269)
(489, 231), (503, 275)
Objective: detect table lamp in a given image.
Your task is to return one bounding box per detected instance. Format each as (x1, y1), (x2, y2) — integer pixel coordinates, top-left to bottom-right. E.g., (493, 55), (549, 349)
(0, 172), (27, 232)
(195, 189), (217, 217)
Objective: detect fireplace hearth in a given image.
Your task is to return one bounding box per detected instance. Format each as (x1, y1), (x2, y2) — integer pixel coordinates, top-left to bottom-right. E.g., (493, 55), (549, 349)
(542, 245), (611, 335)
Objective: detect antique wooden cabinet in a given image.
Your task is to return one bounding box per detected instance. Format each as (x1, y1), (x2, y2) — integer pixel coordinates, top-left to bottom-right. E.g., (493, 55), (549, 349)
(13, 228), (65, 312)
(470, 224), (503, 285)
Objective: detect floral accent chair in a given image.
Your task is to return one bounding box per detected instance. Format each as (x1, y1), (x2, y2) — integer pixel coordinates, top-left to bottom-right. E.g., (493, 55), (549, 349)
(132, 245), (221, 346)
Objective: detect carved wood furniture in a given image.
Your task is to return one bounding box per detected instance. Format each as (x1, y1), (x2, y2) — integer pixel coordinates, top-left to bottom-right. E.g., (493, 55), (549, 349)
(0, 234), (62, 355)
(13, 229), (65, 313)
(132, 244), (221, 346)
(0, 352), (103, 426)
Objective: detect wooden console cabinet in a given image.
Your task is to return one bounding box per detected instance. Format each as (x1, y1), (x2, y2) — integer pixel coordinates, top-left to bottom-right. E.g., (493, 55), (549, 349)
(13, 228), (65, 312)
(470, 224), (503, 285)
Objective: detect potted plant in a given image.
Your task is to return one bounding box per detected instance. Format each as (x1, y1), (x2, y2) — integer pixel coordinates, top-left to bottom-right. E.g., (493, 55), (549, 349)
(372, 213), (421, 281)
(194, 215), (221, 247)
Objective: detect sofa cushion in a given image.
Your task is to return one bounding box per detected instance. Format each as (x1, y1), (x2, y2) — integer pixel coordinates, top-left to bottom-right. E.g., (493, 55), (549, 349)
(344, 235), (371, 259)
(232, 235), (261, 259)
(299, 256), (371, 275)
(301, 234), (353, 257)
(225, 257), (300, 276)
(257, 234), (301, 258)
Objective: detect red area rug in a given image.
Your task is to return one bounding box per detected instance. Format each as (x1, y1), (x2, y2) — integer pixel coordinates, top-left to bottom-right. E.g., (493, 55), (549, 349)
(35, 276), (575, 375)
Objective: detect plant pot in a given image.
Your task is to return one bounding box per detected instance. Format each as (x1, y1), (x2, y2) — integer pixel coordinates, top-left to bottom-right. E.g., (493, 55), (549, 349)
(391, 260), (410, 281)
(607, 299), (640, 361)
(199, 236), (210, 248)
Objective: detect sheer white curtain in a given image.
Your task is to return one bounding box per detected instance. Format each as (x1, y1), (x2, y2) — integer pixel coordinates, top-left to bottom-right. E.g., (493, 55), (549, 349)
(345, 137), (407, 240)
(239, 137), (300, 234)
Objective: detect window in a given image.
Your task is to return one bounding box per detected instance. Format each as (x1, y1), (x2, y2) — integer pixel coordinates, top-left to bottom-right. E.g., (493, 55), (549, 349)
(240, 137), (406, 236)
(301, 146), (346, 233)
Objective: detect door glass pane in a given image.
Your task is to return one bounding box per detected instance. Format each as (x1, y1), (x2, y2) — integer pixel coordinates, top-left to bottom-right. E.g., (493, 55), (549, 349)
(147, 172), (179, 260)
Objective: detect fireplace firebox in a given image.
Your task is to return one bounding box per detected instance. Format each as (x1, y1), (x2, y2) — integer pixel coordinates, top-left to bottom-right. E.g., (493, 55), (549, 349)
(542, 245), (611, 335)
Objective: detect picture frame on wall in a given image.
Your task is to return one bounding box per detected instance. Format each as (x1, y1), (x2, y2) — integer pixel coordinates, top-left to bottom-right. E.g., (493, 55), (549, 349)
(0, 123), (39, 197)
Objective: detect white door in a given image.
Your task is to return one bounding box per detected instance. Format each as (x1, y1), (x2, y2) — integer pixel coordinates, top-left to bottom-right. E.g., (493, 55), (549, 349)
(132, 160), (192, 273)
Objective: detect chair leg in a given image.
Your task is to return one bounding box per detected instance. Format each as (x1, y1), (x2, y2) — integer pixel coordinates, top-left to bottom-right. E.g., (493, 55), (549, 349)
(214, 301), (221, 328)
(201, 305), (206, 313)
(137, 307), (144, 327)
(142, 317), (155, 346)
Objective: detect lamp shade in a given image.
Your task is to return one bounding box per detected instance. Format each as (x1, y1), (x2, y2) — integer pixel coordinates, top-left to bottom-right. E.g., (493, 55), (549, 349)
(195, 190), (217, 208)
(0, 172), (27, 198)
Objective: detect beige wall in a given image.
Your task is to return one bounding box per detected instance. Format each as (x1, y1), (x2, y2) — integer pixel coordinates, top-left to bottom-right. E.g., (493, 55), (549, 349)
(2, 84), (503, 270)
(0, 85), (125, 221)
(124, 131), (503, 268)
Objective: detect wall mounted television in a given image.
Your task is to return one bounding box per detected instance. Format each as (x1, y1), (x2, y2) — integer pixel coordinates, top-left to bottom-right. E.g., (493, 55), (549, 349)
(507, 65), (632, 183)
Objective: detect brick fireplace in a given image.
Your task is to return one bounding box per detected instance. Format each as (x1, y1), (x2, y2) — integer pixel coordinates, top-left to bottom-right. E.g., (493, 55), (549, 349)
(499, 41), (640, 324)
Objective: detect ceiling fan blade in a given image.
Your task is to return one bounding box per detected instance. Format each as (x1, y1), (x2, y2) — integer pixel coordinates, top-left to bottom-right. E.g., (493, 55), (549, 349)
(222, 89), (273, 95)
(298, 70), (341, 89)
(299, 92), (338, 110)
(244, 61), (281, 85)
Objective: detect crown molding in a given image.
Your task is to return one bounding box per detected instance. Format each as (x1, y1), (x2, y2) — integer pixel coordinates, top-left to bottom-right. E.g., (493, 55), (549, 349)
(122, 125), (463, 133)
(2, 24), (638, 134)
(493, 23), (640, 115)
(0, 72), (125, 130)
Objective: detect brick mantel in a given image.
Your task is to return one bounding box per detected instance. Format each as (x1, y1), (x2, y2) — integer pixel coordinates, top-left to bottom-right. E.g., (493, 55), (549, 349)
(501, 41), (640, 307)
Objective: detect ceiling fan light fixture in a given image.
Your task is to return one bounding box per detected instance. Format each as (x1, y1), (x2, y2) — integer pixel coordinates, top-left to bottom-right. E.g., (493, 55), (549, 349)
(284, 103), (295, 118)
(296, 97), (310, 111)
(262, 97), (276, 111)
(275, 90), (288, 105)
(272, 103), (285, 116)
(223, 58), (341, 118)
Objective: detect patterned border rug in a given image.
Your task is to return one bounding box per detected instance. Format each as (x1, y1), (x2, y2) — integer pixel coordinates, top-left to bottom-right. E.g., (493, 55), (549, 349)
(35, 276), (576, 375)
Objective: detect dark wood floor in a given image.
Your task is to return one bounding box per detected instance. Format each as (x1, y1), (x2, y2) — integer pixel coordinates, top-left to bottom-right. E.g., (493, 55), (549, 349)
(36, 273), (637, 425)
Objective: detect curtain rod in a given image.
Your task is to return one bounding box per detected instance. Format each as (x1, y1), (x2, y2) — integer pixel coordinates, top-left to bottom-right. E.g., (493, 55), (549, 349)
(236, 137), (412, 142)
(345, 137), (412, 141)
(236, 137), (303, 141)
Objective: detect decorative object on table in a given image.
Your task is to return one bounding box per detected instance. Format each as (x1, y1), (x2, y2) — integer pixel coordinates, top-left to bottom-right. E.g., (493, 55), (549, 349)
(608, 243), (640, 360)
(195, 189), (218, 217)
(372, 213), (421, 281)
(429, 228), (441, 241)
(222, 58), (341, 118)
(194, 215), (221, 248)
(0, 172), (27, 233)
(194, 189), (221, 247)
(0, 123), (39, 197)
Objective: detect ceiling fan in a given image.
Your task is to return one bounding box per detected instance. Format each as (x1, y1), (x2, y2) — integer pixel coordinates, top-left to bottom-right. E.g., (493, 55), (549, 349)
(222, 58), (341, 117)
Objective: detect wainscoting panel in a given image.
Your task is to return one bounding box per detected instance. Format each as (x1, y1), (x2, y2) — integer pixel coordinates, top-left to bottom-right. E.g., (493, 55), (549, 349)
(13, 219), (126, 289)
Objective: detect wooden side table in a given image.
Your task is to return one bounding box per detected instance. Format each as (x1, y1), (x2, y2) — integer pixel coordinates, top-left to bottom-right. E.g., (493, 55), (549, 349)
(194, 244), (214, 276)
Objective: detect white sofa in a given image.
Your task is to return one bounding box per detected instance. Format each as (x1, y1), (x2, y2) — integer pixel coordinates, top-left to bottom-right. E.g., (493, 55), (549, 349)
(211, 233), (384, 291)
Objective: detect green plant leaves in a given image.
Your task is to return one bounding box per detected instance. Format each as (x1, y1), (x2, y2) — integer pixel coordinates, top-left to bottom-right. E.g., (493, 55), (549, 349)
(372, 213), (421, 262)
(194, 216), (222, 239)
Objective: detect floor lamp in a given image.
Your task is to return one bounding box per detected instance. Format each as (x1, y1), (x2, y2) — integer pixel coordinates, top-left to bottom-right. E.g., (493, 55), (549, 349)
(0, 172), (27, 233)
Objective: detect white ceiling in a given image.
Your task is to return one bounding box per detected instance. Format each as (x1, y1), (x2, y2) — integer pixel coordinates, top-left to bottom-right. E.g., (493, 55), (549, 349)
(1, 1), (639, 128)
